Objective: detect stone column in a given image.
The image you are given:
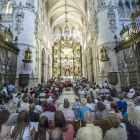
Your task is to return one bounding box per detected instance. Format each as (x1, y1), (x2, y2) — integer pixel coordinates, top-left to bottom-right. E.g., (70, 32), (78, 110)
(97, 1), (120, 89)
(13, 0), (38, 91)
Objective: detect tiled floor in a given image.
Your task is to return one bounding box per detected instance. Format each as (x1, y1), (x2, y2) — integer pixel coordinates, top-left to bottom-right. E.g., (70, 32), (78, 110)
(54, 87), (76, 109)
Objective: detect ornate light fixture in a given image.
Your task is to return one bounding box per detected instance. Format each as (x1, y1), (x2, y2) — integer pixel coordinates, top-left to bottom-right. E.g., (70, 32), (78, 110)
(22, 46), (33, 63)
(100, 46), (110, 61)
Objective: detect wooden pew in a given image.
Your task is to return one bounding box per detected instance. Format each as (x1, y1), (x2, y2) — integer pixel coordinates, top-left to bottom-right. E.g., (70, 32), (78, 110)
(81, 119), (128, 137)
(49, 120), (80, 138)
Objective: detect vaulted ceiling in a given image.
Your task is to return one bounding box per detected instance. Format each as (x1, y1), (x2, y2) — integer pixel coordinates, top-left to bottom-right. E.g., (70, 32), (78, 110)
(45, 0), (87, 31)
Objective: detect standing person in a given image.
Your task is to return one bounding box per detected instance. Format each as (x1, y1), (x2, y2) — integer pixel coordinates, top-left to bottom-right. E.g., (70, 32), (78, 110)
(59, 82), (63, 94)
(2, 83), (8, 96)
(11, 110), (35, 140)
(8, 82), (14, 99)
(127, 85), (135, 99)
(34, 116), (50, 140)
(104, 114), (127, 140)
(55, 111), (75, 140)
(0, 110), (11, 140)
(126, 106), (140, 140)
(111, 86), (117, 97)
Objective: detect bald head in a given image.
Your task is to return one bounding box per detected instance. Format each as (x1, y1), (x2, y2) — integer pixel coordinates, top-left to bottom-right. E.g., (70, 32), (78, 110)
(50, 128), (63, 140)
(29, 103), (35, 111)
(84, 111), (93, 123)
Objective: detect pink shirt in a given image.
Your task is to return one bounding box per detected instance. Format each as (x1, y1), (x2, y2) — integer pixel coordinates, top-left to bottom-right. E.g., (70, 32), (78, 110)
(110, 110), (123, 119)
(62, 108), (76, 121)
(59, 84), (63, 87)
(63, 124), (75, 140)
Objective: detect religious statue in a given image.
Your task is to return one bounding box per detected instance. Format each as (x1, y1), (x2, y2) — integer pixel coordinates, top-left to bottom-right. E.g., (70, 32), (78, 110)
(66, 69), (70, 77)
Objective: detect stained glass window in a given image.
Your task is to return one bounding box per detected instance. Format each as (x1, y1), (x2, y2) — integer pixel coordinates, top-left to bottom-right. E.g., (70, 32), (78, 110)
(55, 28), (61, 41)
(73, 28), (80, 41)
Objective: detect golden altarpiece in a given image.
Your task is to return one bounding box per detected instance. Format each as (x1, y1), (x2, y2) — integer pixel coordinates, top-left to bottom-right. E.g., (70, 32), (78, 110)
(53, 39), (82, 77)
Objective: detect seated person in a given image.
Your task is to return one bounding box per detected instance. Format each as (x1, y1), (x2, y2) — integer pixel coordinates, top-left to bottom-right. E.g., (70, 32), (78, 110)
(116, 94), (127, 116)
(104, 114), (127, 140)
(127, 85), (135, 99)
(62, 101), (76, 121)
(96, 102), (109, 120)
(78, 98), (91, 120)
(76, 111), (102, 140)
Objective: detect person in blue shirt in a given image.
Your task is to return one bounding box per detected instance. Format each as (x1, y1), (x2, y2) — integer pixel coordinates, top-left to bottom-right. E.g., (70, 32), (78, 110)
(78, 98), (91, 120)
(116, 94), (127, 116)
(8, 83), (14, 92)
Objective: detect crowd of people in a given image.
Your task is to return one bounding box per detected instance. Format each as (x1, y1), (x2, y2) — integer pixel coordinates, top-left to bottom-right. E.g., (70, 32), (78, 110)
(0, 80), (140, 140)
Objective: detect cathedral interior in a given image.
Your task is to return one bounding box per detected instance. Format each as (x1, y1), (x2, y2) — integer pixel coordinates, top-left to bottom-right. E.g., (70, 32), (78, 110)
(0, 0), (140, 91)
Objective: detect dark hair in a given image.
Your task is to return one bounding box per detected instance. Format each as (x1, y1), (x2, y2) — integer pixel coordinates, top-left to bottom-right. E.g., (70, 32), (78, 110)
(129, 85), (132, 88)
(46, 94), (50, 99)
(136, 91), (140, 96)
(87, 97), (92, 103)
(45, 104), (52, 111)
(21, 90), (24, 93)
(110, 102), (119, 113)
(12, 110), (30, 139)
(63, 101), (69, 108)
(4, 83), (7, 87)
(97, 102), (106, 111)
(107, 95), (113, 102)
(54, 111), (68, 132)
(49, 128), (63, 140)
(0, 110), (10, 132)
(38, 116), (49, 140)
(0, 98), (4, 104)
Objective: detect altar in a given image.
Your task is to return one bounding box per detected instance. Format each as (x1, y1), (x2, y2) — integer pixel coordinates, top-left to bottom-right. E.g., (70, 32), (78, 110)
(53, 38), (82, 77)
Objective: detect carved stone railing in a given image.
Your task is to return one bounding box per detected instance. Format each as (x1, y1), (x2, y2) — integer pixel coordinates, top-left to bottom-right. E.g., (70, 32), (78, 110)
(1, 14), (13, 21)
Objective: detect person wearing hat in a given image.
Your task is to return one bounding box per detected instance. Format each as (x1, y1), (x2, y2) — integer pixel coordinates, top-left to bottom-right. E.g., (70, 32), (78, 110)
(14, 93), (21, 105)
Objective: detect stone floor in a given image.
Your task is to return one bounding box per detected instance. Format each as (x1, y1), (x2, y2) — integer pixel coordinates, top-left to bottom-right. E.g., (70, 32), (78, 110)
(54, 87), (76, 110)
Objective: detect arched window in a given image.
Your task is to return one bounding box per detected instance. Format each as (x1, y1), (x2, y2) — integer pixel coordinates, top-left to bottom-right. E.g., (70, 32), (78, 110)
(64, 26), (70, 39)
(119, 1), (124, 13)
(73, 28), (80, 41)
(125, 1), (131, 13)
(55, 28), (61, 41)
(132, 1), (137, 13)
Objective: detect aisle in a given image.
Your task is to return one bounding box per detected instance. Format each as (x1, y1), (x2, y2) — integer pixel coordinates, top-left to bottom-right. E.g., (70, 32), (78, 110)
(54, 87), (76, 110)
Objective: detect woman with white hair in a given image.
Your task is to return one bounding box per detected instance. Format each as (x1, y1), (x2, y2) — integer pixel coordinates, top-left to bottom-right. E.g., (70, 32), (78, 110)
(5, 102), (19, 126)
(123, 102), (135, 119)
(126, 106), (140, 140)
(78, 98), (92, 120)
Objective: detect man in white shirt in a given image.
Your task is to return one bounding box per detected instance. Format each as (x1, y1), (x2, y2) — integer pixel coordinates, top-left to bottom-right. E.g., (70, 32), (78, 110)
(76, 111), (103, 140)
(78, 88), (85, 98)
(2, 84), (8, 95)
(127, 86), (135, 99)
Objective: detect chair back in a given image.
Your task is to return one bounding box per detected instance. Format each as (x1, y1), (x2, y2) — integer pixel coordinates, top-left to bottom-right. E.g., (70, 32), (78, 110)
(67, 120), (80, 138)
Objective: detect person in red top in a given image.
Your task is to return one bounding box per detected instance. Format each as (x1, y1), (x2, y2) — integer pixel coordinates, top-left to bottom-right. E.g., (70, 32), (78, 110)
(30, 88), (34, 97)
(55, 111), (75, 140)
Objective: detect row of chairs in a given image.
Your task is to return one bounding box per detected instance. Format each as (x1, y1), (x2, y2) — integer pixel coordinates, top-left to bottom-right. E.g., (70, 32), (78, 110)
(48, 119), (128, 138)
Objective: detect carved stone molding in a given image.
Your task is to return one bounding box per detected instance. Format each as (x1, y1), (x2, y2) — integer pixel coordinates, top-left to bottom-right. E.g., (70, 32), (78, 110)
(97, 1), (118, 13)
(107, 2), (117, 33)
(15, 2), (24, 35)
